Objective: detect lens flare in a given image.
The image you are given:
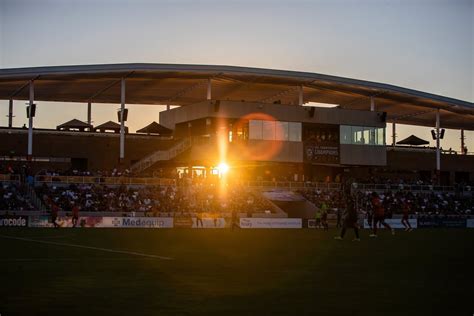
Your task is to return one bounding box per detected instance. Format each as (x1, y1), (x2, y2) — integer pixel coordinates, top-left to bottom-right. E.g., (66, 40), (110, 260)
(217, 162), (229, 174)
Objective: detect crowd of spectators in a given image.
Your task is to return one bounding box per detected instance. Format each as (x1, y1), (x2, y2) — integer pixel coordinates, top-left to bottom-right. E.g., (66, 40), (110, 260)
(299, 189), (344, 211)
(357, 190), (473, 217)
(0, 182), (35, 211)
(35, 182), (275, 216)
(2, 165), (473, 217)
(299, 188), (473, 217)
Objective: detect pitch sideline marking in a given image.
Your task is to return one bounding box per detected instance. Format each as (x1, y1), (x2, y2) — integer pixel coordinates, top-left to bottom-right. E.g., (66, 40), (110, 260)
(21, 234), (75, 239)
(0, 235), (173, 260)
(0, 258), (157, 262)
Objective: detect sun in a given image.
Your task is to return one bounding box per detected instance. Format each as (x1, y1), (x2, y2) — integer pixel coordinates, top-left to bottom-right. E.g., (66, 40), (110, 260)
(217, 162), (229, 175)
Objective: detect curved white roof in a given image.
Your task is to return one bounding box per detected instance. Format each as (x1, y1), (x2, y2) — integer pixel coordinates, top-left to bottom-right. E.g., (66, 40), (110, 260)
(0, 63), (472, 129)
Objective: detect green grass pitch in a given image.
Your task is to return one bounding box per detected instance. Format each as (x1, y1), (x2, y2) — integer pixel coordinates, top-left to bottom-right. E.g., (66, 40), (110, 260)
(1, 228), (473, 315)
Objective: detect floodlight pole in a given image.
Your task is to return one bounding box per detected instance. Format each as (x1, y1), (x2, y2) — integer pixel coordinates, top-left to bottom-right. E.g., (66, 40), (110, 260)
(298, 85), (304, 106)
(87, 101), (92, 126)
(391, 122), (396, 147)
(120, 78), (126, 160)
(207, 78), (212, 100)
(460, 129), (465, 154)
(436, 109), (440, 172)
(27, 80), (34, 158)
(370, 97), (375, 111)
(8, 99), (13, 127)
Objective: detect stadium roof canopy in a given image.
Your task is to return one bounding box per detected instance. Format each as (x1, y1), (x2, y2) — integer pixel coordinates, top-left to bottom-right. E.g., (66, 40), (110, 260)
(0, 63), (472, 130)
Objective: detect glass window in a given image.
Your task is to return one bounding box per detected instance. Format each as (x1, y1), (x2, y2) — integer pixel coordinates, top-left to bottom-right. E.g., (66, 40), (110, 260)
(352, 126), (363, 144)
(376, 127), (385, 145)
(363, 127), (375, 145)
(262, 121), (275, 140)
(340, 125), (386, 146)
(249, 120), (262, 140)
(275, 121), (289, 141)
(250, 120), (303, 142)
(289, 122), (302, 141)
(340, 126), (351, 144)
(362, 127), (371, 145)
(369, 127), (376, 145)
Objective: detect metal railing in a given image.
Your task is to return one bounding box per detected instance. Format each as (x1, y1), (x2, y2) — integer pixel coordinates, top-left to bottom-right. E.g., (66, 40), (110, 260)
(34, 175), (176, 186)
(245, 181), (342, 190)
(387, 146), (474, 155)
(0, 174), (21, 183)
(130, 138), (191, 174)
(350, 183), (471, 193)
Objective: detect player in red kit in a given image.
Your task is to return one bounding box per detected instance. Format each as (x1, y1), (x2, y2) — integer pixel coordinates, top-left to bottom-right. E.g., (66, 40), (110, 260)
(401, 200), (413, 232)
(370, 192), (394, 237)
(71, 202), (80, 228)
(51, 203), (60, 228)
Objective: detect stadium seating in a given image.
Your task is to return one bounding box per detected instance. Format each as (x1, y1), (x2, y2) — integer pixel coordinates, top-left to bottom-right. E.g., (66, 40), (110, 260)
(35, 182), (276, 216)
(0, 182), (35, 211)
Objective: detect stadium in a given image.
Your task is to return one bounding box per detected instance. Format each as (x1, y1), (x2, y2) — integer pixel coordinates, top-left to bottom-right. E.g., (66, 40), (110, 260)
(0, 62), (473, 315)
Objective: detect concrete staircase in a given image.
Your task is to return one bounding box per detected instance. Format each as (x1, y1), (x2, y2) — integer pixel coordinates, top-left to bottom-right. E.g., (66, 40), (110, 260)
(25, 183), (47, 212)
(130, 138), (191, 174)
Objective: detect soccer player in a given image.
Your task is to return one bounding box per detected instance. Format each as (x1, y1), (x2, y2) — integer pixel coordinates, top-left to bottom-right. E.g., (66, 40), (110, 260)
(71, 202), (80, 228)
(315, 208), (322, 228)
(334, 194), (360, 241)
(213, 212), (218, 228)
(401, 200), (413, 232)
(320, 202), (329, 231)
(195, 211), (204, 228)
(51, 203), (60, 228)
(336, 207), (342, 229)
(366, 195), (373, 229)
(231, 209), (239, 230)
(370, 192), (395, 237)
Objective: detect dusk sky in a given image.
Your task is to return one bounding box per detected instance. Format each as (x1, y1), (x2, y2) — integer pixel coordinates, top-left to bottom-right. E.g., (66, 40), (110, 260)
(0, 0), (472, 150)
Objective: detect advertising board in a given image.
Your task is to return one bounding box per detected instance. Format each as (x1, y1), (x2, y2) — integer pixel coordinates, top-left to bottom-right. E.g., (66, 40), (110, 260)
(363, 218), (418, 229)
(28, 216), (173, 228)
(467, 219), (474, 228)
(0, 215), (29, 227)
(417, 216), (466, 228)
(239, 218), (302, 229)
(192, 218), (227, 228)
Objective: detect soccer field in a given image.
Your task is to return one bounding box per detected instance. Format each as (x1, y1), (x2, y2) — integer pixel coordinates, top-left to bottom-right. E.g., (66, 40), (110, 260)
(1, 228), (473, 315)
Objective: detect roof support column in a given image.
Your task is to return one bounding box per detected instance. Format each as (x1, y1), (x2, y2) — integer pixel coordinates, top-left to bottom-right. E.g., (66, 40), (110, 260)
(391, 122), (396, 147)
(207, 78), (212, 100)
(120, 78), (126, 161)
(27, 80), (34, 158)
(370, 97), (375, 111)
(298, 85), (304, 106)
(435, 109), (440, 173)
(8, 99), (13, 128)
(166, 104), (170, 111)
(461, 129), (465, 154)
(87, 101), (92, 126)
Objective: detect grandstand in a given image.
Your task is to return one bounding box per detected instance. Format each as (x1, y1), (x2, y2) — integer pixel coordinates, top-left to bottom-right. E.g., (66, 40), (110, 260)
(1, 63), (473, 316)
(0, 64), (472, 184)
(0, 63), (473, 220)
